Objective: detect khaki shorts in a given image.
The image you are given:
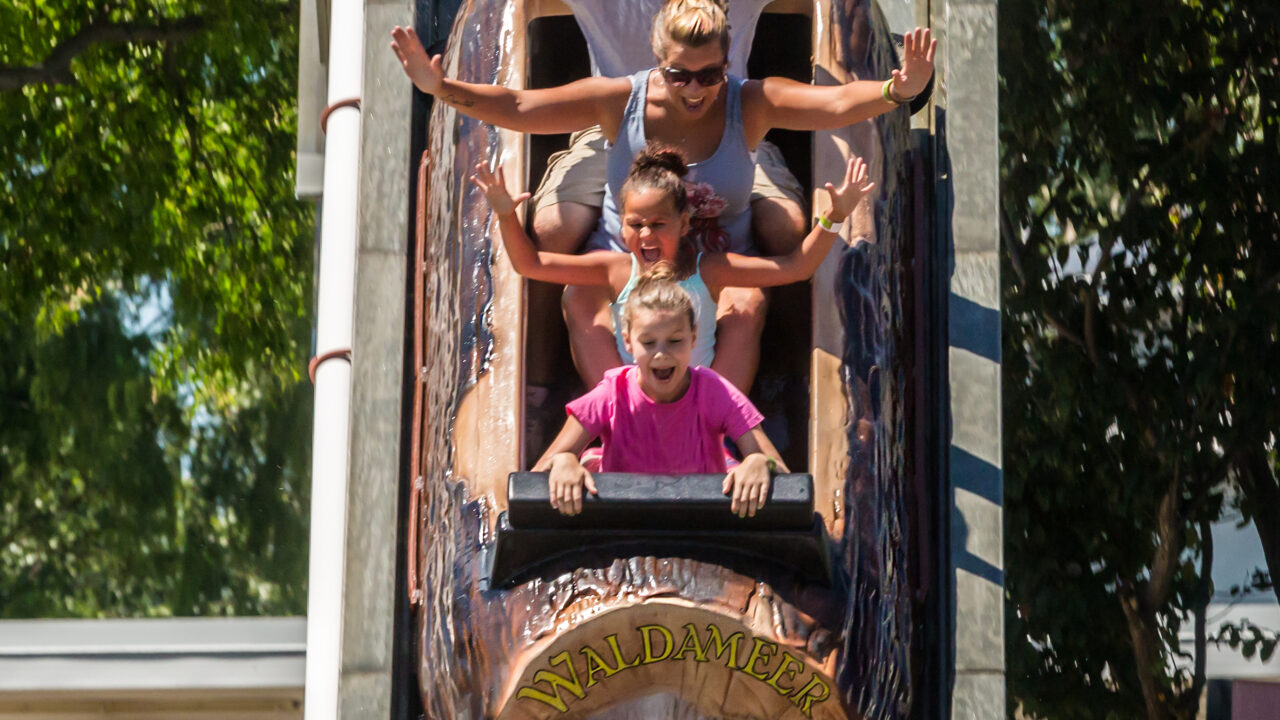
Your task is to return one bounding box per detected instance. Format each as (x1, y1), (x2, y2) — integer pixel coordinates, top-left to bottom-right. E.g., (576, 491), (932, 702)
(529, 126), (806, 215)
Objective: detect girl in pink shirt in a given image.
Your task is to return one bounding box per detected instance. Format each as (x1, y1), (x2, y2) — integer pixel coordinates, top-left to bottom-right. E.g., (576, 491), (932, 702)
(533, 269), (788, 518)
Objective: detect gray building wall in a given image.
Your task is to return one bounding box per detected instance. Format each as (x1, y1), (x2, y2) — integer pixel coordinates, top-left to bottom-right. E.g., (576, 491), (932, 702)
(336, 0), (416, 717)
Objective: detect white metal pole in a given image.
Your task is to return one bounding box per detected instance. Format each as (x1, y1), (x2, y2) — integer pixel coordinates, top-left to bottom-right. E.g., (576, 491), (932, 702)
(303, 0), (363, 716)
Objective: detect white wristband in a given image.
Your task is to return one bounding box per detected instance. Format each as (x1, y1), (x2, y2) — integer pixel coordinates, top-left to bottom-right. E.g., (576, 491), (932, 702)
(817, 215), (845, 234)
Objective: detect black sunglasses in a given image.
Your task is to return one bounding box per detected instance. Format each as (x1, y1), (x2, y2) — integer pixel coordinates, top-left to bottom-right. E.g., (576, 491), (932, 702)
(660, 65), (727, 88)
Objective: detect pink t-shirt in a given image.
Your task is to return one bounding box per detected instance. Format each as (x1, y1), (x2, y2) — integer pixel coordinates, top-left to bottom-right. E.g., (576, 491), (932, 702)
(566, 366), (765, 474)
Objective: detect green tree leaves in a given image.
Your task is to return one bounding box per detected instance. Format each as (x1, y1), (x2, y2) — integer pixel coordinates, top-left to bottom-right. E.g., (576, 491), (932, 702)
(1, 0), (313, 617)
(1001, 0), (1280, 717)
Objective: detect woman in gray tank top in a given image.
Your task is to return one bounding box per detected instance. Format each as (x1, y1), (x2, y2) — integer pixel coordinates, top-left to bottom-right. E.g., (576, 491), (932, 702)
(391, 1), (935, 392)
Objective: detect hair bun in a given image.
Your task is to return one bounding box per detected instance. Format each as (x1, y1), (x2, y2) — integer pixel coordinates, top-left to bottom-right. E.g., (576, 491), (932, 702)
(664, 0), (727, 11)
(632, 143), (688, 179)
(638, 261), (678, 285)
(623, 264), (696, 336)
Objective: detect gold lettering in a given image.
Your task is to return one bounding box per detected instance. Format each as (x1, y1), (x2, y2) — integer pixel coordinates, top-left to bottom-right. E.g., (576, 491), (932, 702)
(791, 673), (831, 717)
(637, 624), (674, 664)
(704, 624), (743, 668)
(516, 651), (585, 712)
(765, 652), (804, 695)
(672, 622), (709, 662)
(604, 633), (641, 670)
(580, 645), (619, 687)
(739, 637), (778, 680)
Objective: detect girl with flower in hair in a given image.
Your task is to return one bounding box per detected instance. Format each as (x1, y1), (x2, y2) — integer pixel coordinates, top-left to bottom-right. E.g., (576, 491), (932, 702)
(471, 143), (875, 386)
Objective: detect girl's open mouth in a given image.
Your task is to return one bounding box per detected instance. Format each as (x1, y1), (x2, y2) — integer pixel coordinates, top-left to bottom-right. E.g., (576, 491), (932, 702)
(683, 97), (705, 112)
(640, 247), (662, 264)
(652, 366), (675, 381)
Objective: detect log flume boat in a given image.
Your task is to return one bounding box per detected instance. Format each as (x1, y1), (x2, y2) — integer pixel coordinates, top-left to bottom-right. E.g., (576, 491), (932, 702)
(405, 1), (931, 717)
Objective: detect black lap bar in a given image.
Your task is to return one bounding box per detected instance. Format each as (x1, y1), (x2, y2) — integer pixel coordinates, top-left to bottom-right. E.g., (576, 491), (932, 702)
(506, 472), (814, 531)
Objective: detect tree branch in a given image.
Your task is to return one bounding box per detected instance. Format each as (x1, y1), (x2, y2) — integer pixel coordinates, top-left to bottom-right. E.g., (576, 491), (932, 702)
(1237, 450), (1280, 604)
(1184, 516), (1212, 718)
(1144, 464), (1184, 612)
(1000, 204), (1029, 286)
(1081, 286), (1100, 366)
(0, 16), (205, 92)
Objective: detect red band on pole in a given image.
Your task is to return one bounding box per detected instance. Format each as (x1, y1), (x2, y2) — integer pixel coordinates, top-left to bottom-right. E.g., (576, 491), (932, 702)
(320, 97), (361, 134)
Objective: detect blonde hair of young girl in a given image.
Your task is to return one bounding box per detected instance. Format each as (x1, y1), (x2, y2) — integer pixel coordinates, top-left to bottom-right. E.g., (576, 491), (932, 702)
(621, 264), (696, 337)
(620, 143), (699, 278)
(650, 0), (730, 59)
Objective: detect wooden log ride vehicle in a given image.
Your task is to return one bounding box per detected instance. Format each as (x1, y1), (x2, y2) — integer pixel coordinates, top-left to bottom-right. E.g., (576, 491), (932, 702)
(405, 1), (930, 718)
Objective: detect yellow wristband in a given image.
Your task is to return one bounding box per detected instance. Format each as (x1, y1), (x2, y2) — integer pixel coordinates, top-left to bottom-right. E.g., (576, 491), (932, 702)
(882, 78), (902, 106)
(766, 457), (779, 472)
(817, 215), (845, 234)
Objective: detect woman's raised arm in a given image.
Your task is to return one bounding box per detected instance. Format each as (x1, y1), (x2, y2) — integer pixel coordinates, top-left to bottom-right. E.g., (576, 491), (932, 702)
(741, 27), (935, 143)
(390, 26), (629, 136)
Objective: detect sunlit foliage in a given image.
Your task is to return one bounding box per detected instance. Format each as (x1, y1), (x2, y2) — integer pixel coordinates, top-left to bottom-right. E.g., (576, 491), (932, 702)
(0, 0), (313, 617)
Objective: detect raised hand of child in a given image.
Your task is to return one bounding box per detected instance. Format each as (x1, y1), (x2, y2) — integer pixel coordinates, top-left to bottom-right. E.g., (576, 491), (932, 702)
(548, 452), (597, 516)
(390, 26), (445, 95)
(822, 155), (876, 225)
(890, 27), (937, 101)
(723, 453), (772, 518)
(470, 163), (531, 216)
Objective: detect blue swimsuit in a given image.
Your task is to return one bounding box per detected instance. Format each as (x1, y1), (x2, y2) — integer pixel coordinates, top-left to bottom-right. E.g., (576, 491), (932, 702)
(611, 254), (718, 368)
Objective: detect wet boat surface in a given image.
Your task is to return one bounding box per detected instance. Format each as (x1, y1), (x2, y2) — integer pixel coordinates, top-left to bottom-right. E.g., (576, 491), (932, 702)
(407, 1), (924, 717)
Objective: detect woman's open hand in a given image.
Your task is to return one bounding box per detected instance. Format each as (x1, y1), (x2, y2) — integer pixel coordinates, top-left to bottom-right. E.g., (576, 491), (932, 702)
(470, 163), (531, 216)
(890, 27), (937, 101)
(822, 155), (876, 223)
(390, 26), (444, 95)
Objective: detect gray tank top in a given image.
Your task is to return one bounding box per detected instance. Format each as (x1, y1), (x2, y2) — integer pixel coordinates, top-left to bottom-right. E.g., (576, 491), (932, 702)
(585, 69), (757, 255)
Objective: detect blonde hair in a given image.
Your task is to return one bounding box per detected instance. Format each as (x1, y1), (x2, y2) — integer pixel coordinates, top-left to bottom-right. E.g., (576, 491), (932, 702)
(650, 0), (730, 63)
(620, 143), (698, 278)
(622, 265), (696, 337)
